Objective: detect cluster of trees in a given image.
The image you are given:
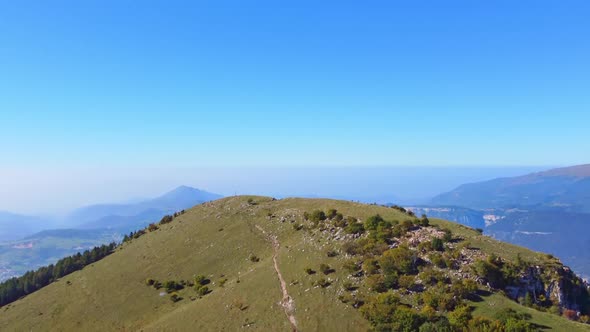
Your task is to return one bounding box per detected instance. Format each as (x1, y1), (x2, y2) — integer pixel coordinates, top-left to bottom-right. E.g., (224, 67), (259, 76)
(304, 209), (345, 226)
(0, 242), (117, 306)
(146, 274), (211, 302)
(123, 211), (187, 243)
(122, 229), (146, 242)
(389, 204), (416, 217)
(303, 208), (430, 237)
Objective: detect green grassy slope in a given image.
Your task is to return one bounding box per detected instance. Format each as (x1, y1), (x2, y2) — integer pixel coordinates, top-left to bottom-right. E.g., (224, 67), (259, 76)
(0, 196), (588, 331)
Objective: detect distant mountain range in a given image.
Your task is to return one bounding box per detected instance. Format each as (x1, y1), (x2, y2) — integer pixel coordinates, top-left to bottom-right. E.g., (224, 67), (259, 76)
(66, 186), (222, 228)
(424, 164), (590, 279)
(0, 212), (55, 242)
(430, 164), (590, 212)
(0, 186), (222, 281)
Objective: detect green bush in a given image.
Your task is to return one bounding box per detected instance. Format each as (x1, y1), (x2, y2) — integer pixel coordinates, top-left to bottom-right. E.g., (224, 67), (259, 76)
(164, 280), (183, 293)
(366, 274), (387, 293)
(364, 214), (385, 231)
(379, 246), (417, 275)
(431, 238), (444, 252)
(314, 278), (331, 288)
(196, 286), (210, 296)
(326, 250), (338, 257)
(448, 306), (472, 329)
(170, 292), (182, 302)
(319, 263), (333, 275)
(159, 215), (173, 224)
(309, 210), (327, 223)
(194, 275), (210, 286)
(343, 260), (361, 274)
(218, 278), (228, 287)
(345, 222), (365, 234)
(327, 209), (338, 219)
(442, 228), (453, 242)
(343, 281), (357, 291)
(473, 259), (506, 288)
(420, 215), (430, 227)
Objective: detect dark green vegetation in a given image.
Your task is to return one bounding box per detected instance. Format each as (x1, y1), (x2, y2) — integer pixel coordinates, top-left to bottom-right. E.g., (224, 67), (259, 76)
(0, 197), (588, 331)
(0, 242), (116, 306)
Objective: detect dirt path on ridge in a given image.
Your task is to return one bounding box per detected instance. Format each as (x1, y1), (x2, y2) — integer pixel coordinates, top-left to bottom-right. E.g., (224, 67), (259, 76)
(255, 225), (298, 332)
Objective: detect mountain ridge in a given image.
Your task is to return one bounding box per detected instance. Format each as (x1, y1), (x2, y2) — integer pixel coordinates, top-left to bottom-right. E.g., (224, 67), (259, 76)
(1, 196), (589, 331)
(431, 164), (590, 212)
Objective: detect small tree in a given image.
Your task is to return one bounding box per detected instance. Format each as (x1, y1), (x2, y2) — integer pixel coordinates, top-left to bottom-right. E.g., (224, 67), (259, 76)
(327, 209), (338, 219)
(431, 238), (444, 252)
(197, 286), (210, 296)
(314, 278), (331, 288)
(170, 292), (181, 302)
(364, 215), (385, 231)
(309, 210), (327, 223)
(420, 214), (430, 227)
(442, 228), (453, 242)
(319, 263), (332, 275)
(159, 215), (173, 224)
(346, 222), (365, 234)
(448, 306), (472, 329)
(195, 275), (209, 286)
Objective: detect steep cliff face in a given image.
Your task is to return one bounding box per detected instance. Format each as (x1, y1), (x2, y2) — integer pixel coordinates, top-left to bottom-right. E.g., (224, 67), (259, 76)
(505, 264), (590, 313)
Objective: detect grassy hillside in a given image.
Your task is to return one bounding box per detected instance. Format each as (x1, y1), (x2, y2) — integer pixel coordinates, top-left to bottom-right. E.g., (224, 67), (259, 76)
(0, 196), (588, 331)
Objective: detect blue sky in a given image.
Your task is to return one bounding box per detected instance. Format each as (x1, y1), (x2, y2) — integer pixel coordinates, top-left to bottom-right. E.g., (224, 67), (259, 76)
(0, 1), (589, 212)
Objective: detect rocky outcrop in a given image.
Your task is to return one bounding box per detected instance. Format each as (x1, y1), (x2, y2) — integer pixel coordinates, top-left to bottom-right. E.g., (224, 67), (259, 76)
(505, 265), (589, 313)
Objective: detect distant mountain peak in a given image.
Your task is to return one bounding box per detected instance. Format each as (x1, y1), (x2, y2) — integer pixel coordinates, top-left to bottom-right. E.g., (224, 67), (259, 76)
(158, 186), (220, 200)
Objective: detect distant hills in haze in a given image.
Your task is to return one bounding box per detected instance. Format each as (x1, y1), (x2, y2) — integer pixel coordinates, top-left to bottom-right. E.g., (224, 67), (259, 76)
(0, 212), (54, 242)
(66, 186), (222, 228)
(430, 164), (590, 212)
(0, 186), (222, 281)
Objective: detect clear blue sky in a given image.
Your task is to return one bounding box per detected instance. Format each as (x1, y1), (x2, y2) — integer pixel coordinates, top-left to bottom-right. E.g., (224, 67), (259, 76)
(1, 1), (588, 167)
(0, 1), (589, 212)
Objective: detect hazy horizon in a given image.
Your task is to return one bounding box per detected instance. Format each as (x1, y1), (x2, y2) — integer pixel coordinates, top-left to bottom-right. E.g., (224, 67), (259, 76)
(1, 3), (588, 213)
(0, 165), (552, 215)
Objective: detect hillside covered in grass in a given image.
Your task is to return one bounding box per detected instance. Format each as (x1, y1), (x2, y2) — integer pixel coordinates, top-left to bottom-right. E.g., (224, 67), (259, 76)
(0, 196), (589, 331)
